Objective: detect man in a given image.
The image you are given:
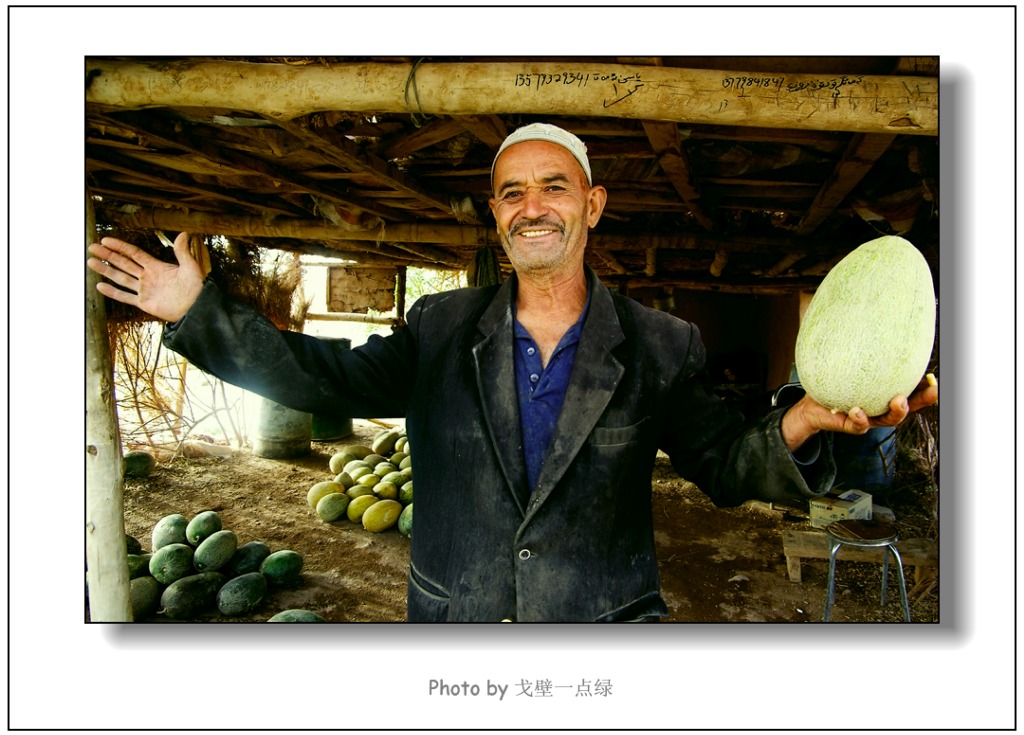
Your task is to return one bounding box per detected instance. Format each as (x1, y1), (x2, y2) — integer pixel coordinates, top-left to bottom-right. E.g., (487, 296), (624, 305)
(87, 123), (937, 622)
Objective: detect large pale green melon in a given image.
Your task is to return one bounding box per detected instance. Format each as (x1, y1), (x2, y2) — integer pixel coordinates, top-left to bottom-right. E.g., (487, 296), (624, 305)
(795, 235), (935, 416)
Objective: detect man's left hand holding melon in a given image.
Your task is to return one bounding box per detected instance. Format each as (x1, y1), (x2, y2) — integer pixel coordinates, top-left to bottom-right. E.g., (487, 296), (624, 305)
(781, 373), (938, 453)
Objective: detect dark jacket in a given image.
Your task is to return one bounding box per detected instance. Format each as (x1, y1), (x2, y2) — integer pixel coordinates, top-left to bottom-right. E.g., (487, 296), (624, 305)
(164, 267), (834, 622)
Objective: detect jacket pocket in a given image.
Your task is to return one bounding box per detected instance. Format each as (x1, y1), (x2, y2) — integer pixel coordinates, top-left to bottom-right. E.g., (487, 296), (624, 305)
(407, 563), (451, 622)
(590, 417), (649, 447)
(594, 590), (668, 622)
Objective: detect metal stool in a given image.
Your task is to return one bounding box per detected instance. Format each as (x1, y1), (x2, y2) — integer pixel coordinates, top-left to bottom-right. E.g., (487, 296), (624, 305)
(824, 519), (911, 622)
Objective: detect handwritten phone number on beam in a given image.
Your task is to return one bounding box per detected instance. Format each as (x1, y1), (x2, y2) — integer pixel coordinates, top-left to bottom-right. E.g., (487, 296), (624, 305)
(514, 71), (644, 90)
(721, 76), (785, 91)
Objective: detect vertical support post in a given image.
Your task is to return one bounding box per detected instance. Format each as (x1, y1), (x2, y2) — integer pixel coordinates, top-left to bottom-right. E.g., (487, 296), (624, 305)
(84, 193), (132, 621)
(396, 265), (407, 321)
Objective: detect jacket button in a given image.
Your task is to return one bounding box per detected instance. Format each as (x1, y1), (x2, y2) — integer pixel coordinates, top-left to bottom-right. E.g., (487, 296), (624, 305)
(518, 549), (531, 560)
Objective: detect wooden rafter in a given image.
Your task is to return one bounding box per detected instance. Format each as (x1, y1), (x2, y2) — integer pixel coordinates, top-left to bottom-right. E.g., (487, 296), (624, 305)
(91, 113), (391, 224)
(592, 249), (631, 276)
(454, 115), (510, 150)
(265, 115), (477, 222)
(86, 148), (303, 217)
(381, 117), (470, 159)
(795, 133), (897, 235)
(642, 120), (715, 231)
(377, 240), (467, 269)
(759, 251), (807, 277)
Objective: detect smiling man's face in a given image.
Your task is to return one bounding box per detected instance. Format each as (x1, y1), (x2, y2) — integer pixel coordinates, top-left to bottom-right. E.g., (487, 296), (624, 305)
(489, 140), (606, 280)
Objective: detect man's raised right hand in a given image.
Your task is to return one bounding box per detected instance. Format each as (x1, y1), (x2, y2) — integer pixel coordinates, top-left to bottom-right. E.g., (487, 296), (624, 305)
(86, 232), (204, 323)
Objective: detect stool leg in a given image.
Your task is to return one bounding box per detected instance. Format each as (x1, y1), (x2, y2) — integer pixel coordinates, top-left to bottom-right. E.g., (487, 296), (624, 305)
(887, 545), (912, 622)
(880, 546), (890, 606)
(824, 539), (842, 622)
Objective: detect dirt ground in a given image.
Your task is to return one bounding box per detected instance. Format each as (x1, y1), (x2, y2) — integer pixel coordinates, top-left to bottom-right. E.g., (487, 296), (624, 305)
(112, 420), (939, 624)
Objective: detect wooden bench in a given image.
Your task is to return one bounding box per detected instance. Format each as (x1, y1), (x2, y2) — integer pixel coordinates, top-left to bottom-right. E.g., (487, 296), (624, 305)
(782, 529), (937, 584)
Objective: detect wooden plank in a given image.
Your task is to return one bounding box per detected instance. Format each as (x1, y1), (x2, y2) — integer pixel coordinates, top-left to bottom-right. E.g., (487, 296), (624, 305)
(86, 59), (938, 136)
(782, 529), (937, 584)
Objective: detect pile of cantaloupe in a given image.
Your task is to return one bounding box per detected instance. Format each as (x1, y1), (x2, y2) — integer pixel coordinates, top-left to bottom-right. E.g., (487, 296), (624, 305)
(308, 426), (413, 538)
(108, 510), (311, 622)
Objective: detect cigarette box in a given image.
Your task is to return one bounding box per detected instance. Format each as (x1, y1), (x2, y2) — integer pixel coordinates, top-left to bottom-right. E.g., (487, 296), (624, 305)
(809, 490), (873, 529)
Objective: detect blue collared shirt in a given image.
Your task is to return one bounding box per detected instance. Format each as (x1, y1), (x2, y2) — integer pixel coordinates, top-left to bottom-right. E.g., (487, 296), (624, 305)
(513, 292), (591, 492)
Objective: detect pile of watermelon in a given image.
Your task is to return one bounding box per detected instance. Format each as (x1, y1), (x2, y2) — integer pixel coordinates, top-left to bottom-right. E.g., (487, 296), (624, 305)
(114, 510), (322, 622)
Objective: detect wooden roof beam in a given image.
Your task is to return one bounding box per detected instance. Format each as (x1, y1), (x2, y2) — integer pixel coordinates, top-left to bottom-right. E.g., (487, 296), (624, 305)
(86, 59), (938, 136)
(236, 236), (462, 272)
(625, 276), (821, 295)
(98, 204), (472, 268)
(96, 204), (864, 259)
(242, 236), (417, 266)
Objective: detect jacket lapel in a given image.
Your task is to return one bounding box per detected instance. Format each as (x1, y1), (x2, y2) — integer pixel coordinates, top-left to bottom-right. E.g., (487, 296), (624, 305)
(471, 276), (530, 515)
(522, 269), (625, 524)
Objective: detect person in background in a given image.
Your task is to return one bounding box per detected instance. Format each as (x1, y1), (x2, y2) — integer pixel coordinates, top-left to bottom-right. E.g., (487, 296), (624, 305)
(87, 123), (937, 622)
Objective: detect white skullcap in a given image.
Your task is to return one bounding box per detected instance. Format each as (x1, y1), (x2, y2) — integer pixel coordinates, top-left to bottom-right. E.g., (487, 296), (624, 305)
(491, 123), (592, 186)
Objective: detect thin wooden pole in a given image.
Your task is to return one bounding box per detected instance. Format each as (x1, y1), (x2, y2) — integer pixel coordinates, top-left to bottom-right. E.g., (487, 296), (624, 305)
(85, 193), (132, 621)
(396, 266), (407, 322)
(305, 311), (401, 326)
